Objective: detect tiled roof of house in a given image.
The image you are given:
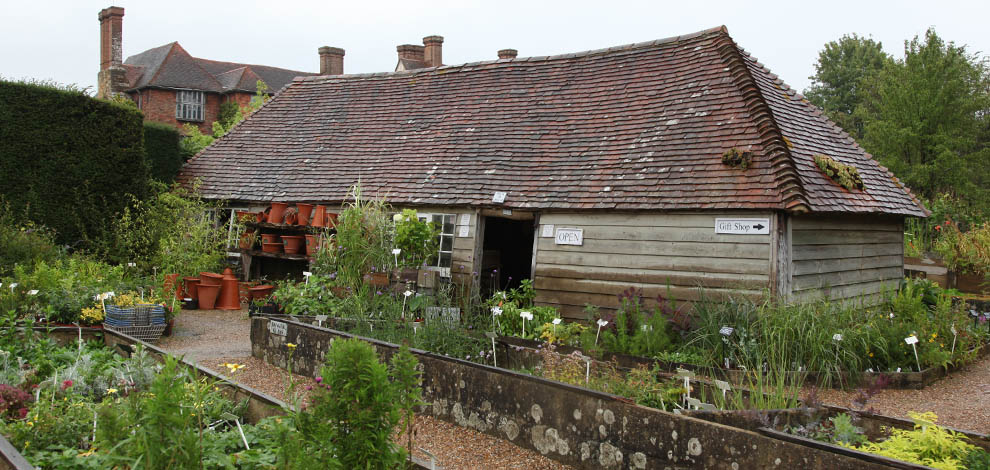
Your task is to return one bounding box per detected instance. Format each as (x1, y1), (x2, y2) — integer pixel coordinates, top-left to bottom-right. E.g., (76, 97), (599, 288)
(122, 42), (314, 94)
(178, 26), (927, 216)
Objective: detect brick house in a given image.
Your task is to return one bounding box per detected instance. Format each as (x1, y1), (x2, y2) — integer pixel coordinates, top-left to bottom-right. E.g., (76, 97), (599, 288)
(96, 6), (336, 133)
(179, 27), (927, 316)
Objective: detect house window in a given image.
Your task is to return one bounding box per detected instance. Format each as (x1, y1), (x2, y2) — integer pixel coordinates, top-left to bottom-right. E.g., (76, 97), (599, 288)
(417, 213), (455, 278)
(176, 90), (205, 122)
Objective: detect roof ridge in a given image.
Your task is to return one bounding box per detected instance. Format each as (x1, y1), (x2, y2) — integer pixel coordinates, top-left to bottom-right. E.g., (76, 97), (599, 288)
(297, 25), (729, 83)
(193, 56), (313, 75)
(713, 32), (810, 213)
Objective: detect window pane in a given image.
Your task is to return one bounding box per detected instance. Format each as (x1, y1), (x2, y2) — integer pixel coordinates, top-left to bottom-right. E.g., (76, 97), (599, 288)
(442, 215), (454, 234)
(441, 235), (452, 252)
(439, 252), (451, 268)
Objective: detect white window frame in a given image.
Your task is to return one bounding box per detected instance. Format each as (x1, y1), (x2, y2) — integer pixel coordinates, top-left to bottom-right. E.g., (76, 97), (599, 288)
(176, 90), (205, 122)
(417, 213), (455, 278)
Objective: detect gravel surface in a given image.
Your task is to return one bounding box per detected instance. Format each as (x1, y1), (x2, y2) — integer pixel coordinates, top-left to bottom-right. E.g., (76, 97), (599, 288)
(810, 354), (990, 434)
(160, 309), (576, 470)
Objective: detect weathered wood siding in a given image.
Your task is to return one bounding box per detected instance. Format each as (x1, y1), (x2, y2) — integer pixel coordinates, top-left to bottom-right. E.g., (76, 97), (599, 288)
(789, 215), (904, 303)
(534, 213), (773, 319)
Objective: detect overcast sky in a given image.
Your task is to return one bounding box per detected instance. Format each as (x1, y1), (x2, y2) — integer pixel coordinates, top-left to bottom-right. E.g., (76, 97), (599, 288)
(3, 0), (988, 95)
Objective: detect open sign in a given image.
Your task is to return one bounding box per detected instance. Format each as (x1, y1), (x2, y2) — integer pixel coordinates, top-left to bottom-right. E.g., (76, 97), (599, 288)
(554, 228), (583, 246)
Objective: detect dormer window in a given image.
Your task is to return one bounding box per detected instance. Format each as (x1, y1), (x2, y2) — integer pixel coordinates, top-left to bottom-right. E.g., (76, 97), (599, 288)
(176, 90), (205, 122)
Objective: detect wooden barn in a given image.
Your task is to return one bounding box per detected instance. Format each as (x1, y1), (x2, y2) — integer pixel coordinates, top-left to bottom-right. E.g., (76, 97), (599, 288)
(178, 26), (927, 318)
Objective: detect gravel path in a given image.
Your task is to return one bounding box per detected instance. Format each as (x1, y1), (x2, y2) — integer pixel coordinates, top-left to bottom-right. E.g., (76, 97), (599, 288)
(811, 354), (990, 434)
(159, 309), (575, 470)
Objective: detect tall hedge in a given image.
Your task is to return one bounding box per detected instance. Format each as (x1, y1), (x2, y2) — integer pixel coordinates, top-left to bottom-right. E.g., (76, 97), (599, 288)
(143, 121), (184, 183)
(0, 81), (150, 247)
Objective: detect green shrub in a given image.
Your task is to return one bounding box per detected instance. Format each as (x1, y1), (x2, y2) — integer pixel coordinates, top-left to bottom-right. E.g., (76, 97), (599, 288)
(0, 202), (59, 277)
(0, 80), (150, 248)
(143, 122), (184, 183)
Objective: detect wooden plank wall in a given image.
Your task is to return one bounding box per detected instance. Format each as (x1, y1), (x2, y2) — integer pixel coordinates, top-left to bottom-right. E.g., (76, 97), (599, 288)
(790, 215), (904, 303)
(534, 213), (773, 319)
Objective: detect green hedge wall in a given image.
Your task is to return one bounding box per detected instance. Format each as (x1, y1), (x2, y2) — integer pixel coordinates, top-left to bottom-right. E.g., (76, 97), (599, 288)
(143, 121), (184, 183)
(0, 81), (150, 247)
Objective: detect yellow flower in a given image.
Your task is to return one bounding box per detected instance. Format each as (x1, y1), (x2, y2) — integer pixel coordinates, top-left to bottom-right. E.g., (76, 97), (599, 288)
(79, 450), (95, 457)
(107, 388), (118, 395)
(224, 363), (245, 373)
(868, 352), (874, 358)
(286, 343), (297, 350)
(26, 421), (33, 427)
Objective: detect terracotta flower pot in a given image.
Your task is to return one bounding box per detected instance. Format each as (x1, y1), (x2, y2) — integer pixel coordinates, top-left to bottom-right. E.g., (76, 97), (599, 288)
(199, 272), (223, 287)
(363, 272), (389, 287)
(296, 203), (314, 226)
(284, 210), (298, 225)
(217, 270), (241, 310)
(183, 277), (201, 300)
(262, 242), (283, 253)
(248, 284), (275, 300)
(256, 211), (266, 223)
(197, 284), (220, 310)
(261, 233), (280, 244)
(311, 205), (327, 228)
(267, 202), (288, 224)
(282, 235), (305, 254)
(325, 211), (339, 228)
(305, 234), (320, 256)
(236, 210), (253, 223)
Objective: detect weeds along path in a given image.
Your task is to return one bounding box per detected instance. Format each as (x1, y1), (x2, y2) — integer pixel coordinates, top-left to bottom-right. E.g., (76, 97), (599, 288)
(811, 353), (990, 434)
(157, 310), (576, 470)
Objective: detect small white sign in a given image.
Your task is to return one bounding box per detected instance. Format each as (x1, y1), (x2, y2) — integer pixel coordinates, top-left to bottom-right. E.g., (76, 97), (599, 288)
(492, 192), (507, 203)
(555, 228), (584, 246)
(833, 333), (843, 342)
(541, 224), (555, 238)
(719, 326), (734, 336)
(268, 320), (287, 337)
(904, 335), (919, 345)
(458, 226), (470, 238)
(502, 209), (513, 216)
(714, 379), (732, 392)
(459, 214), (471, 225)
(715, 218), (770, 235)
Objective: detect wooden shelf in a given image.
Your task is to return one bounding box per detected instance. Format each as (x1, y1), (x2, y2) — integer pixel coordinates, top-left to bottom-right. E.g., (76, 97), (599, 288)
(241, 249), (311, 261)
(244, 221), (326, 233)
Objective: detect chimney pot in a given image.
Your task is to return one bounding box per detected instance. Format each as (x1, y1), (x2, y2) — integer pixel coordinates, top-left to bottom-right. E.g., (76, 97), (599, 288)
(423, 35), (443, 67)
(498, 49), (518, 60)
(397, 44), (425, 62)
(318, 46), (345, 75)
(98, 6), (125, 71)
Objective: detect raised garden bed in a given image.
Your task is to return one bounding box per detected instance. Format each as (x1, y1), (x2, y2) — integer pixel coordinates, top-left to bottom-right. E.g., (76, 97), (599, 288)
(251, 315), (958, 470)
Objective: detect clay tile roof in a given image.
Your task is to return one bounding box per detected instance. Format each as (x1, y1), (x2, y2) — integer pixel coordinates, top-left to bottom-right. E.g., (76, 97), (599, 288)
(122, 42), (314, 93)
(178, 27), (927, 217)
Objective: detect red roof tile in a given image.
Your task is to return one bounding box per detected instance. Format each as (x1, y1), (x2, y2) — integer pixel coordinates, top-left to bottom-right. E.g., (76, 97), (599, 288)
(178, 27), (926, 217)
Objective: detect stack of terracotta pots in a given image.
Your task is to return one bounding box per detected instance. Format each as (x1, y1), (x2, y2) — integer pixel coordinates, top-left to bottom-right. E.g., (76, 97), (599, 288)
(216, 268), (241, 310)
(197, 272), (223, 309)
(261, 233), (282, 253)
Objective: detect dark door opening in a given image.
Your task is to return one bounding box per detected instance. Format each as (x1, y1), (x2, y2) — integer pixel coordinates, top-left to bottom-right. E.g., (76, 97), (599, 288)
(479, 217), (535, 296)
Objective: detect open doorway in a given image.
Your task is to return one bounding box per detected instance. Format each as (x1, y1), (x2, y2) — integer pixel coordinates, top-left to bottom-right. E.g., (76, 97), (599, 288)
(479, 216), (535, 296)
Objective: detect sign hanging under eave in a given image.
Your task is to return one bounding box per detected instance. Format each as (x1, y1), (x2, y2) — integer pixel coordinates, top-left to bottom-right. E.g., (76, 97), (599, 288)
(715, 218), (770, 235)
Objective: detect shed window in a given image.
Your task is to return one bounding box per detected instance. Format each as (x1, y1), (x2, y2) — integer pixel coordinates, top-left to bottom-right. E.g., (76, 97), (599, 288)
(176, 90), (205, 122)
(417, 213), (455, 278)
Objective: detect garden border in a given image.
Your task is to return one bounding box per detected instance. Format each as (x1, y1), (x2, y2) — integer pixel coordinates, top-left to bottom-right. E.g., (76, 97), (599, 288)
(251, 315), (931, 470)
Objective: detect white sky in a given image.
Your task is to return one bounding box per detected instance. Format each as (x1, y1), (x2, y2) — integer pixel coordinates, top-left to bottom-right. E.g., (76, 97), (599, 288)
(3, 0), (988, 95)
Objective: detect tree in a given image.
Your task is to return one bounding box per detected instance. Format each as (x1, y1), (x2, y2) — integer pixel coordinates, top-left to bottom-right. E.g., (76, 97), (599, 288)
(857, 28), (990, 206)
(805, 34), (891, 139)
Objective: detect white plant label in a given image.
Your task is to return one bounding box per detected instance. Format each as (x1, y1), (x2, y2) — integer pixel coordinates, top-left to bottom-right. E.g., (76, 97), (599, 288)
(719, 326), (734, 336)
(951, 324), (957, 336)
(303, 271), (312, 277)
(27, 290), (38, 296)
(715, 218), (770, 235)
(314, 315), (327, 327)
(492, 191), (507, 203)
(268, 320), (287, 337)
(127, 262), (136, 267)
(833, 333), (843, 342)
(904, 335), (919, 345)
(541, 224), (555, 238)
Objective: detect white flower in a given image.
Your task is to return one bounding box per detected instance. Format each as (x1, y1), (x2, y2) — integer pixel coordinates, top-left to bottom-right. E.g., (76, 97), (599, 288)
(491, 307), (502, 316)
(832, 333), (843, 342)
(391, 248), (401, 255)
(520, 311), (533, 321)
(889, 313), (895, 319)
(596, 319), (608, 327)
(552, 318), (562, 325)
(404, 290), (413, 298)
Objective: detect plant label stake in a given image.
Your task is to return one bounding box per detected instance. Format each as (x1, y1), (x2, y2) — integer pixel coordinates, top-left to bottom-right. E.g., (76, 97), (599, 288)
(520, 311), (532, 338)
(402, 290), (413, 321)
(552, 317), (561, 336)
(491, 306), (502, 330)
(905, 335), (920, 372)
(595, 319), (608, 345)
(950, 324), (957, 354)
(315, 315), (327, 328)
(579, 354), (592, 384)
(391, 248), (401, 268)
(714, 379), (731, 401)
(485, 332), (497, 368)
(676, 368), (694, 405)
(719, 326), (734, 336)
(303, 271), (312, 285)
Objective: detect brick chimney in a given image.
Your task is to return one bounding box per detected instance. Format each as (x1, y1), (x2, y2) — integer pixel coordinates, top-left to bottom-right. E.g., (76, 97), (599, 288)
(423, 35), (443, 67)
(498, 49), (518, 60)
(318, 46), (345, 75)
(397, 44), (425, 63)
(97, 6), (128, 99)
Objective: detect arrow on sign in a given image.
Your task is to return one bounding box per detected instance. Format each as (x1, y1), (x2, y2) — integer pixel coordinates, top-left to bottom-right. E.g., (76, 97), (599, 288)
(753, 224), (765, 230)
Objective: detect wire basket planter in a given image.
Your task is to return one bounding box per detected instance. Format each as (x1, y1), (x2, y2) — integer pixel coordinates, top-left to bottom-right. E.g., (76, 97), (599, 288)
(103, 304), (167, 342)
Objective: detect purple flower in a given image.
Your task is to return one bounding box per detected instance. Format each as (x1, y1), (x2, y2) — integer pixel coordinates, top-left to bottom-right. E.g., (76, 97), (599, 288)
(472, 272), (478, 276)
(305, 385), (312, 391)
(459, 265), (465, 270)
(371, 266), (377, 273)
(315, 377), (323, 383)
(329, 272), (337, 280)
